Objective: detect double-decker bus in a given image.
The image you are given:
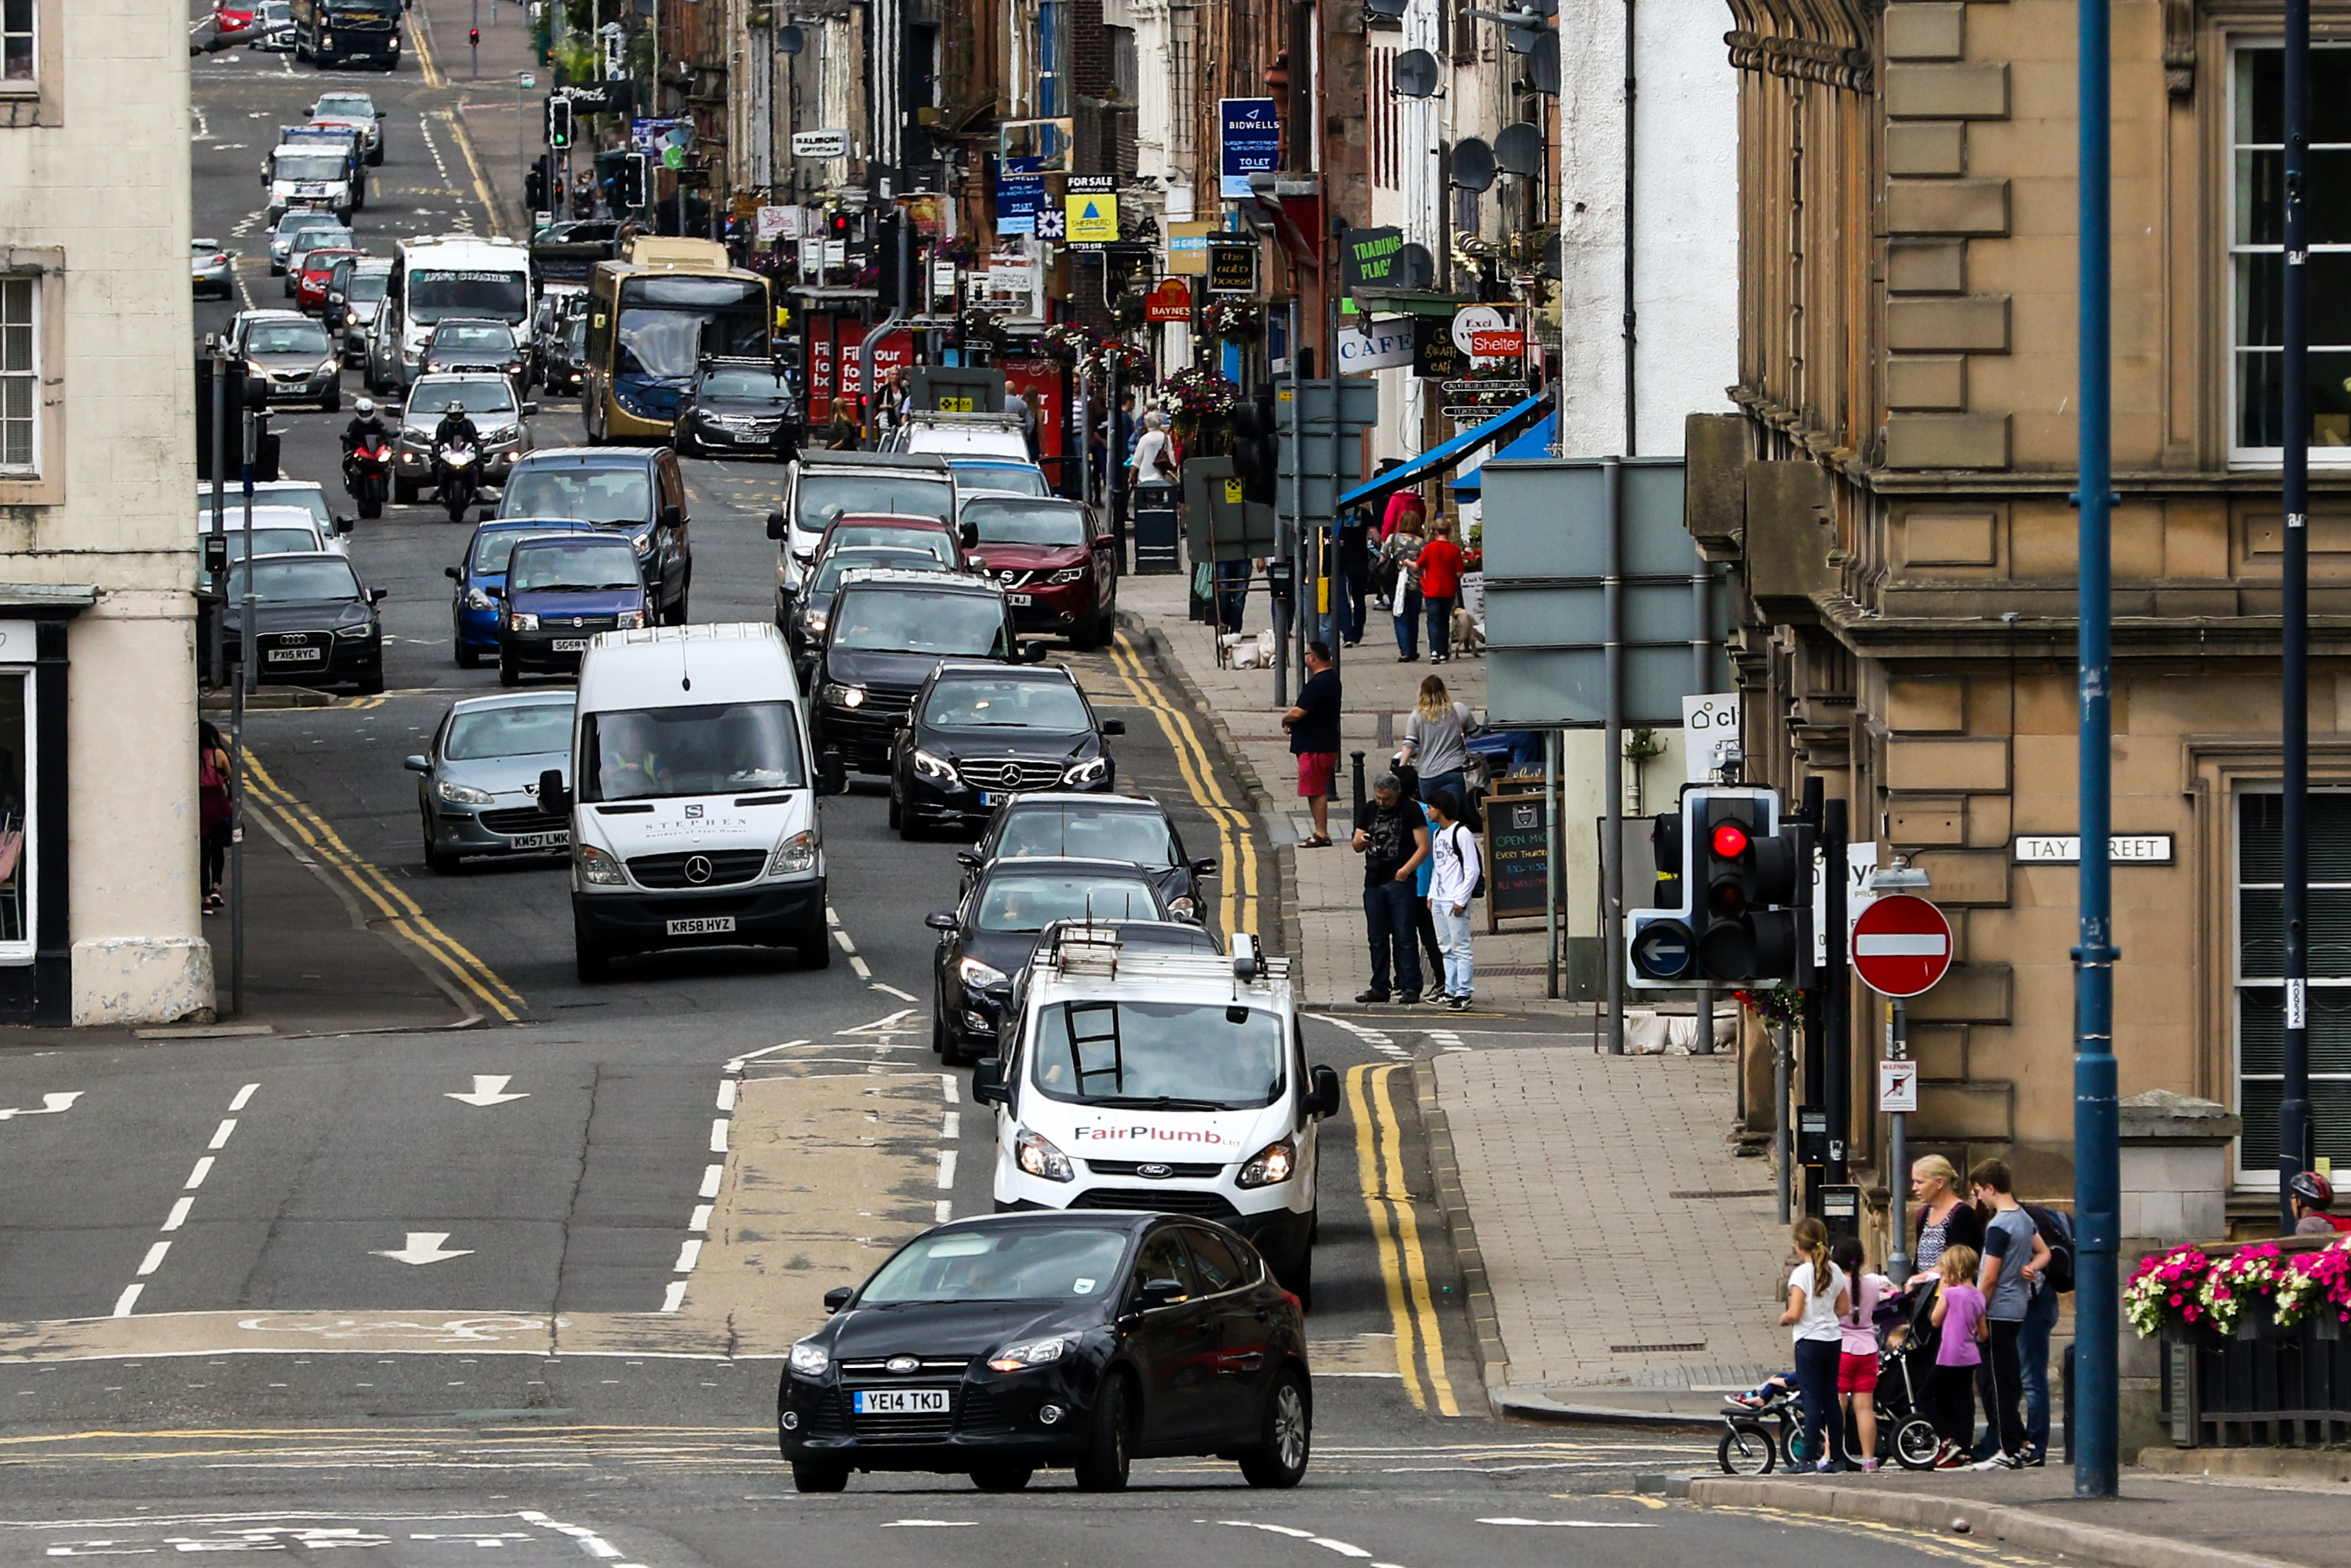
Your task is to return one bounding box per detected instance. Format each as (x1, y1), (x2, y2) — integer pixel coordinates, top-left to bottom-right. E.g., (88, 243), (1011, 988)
(583, 238), (771, 443)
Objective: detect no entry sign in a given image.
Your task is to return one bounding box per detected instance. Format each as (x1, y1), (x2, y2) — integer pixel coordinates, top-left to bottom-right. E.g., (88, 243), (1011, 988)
(1850, 894), (1952, 998)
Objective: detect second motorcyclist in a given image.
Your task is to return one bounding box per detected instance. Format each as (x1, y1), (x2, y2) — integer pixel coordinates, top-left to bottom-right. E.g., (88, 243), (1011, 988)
(341, 397), (393, 519)
(431, 398), (481, 496)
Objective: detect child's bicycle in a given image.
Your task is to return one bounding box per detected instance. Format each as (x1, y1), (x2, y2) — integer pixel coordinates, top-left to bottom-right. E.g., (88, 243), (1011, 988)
(1717, 1387), (1803, 1474)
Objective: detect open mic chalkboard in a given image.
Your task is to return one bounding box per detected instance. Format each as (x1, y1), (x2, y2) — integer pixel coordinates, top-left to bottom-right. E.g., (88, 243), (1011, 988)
(1481, 792), (1550, 931)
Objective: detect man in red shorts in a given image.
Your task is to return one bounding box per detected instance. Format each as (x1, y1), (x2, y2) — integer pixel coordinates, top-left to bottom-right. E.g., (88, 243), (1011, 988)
(1281, 640), (1341, 846)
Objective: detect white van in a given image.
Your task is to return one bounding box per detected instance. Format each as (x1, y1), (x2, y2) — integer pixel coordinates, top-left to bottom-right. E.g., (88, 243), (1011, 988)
(541, 623), (845, 982)
(971, 927), (1340, 1302)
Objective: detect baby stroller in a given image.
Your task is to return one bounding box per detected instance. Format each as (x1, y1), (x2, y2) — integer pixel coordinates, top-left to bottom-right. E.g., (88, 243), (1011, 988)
(1867, 1288), (1946, 1470)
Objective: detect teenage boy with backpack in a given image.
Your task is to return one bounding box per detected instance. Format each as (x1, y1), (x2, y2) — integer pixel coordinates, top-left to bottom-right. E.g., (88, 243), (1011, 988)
(2017, 1194), (2075, 1465)
(1425, 787), (1483, 1010)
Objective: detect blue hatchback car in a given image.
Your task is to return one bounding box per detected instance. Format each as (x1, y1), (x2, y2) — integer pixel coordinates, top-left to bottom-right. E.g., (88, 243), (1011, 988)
(447, 518), (608, 669)
(496, 531), (648, 686)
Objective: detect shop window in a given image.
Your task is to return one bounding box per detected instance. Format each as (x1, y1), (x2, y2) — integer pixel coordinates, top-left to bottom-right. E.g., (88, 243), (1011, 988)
(2234, 788), (2351, 1180)
(2228, 45), (2351, 465)
(0, 669), (32, 959)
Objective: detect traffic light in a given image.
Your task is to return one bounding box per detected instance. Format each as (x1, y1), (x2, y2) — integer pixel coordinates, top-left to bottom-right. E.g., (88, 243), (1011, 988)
(546, 95), (574, 150)
(827, 206), (856, 241)
(524, 155), (548, 213)
(1627, 786), (1812, 988)
(618, 151), (650, 211)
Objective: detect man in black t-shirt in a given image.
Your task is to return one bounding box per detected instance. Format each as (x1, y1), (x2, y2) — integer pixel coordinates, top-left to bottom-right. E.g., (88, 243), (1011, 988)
(1350, 772), (1430, 1003)
(1281, 640), (1341, 846)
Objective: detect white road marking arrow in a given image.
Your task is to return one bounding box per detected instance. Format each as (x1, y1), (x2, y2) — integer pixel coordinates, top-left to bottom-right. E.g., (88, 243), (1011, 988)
(445, 1075), (529, 1107)
(371, 1232), (475, 1266)
(0, 1091), (83, 1120)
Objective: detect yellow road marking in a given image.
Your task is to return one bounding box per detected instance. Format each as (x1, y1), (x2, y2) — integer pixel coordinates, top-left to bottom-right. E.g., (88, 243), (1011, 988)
(1370, 1062), (1459, 1416)
(441, 109), (504, 237)
(1105, 634), (1258, 938)
(407, 8), (445, 88)
(1346, 1063), (1460, 1416)
(244, 755), (525, 1023)
(1347, 1063), (1423, 1412)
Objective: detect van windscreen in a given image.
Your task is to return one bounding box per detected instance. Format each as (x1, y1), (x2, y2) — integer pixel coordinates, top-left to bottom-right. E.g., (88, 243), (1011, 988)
(582, 701), (806, 801)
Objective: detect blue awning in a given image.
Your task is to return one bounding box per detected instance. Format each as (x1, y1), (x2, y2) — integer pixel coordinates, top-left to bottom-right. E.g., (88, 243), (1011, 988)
(1333, 393), (1551, 514)
(1451, 411), (1557, 492)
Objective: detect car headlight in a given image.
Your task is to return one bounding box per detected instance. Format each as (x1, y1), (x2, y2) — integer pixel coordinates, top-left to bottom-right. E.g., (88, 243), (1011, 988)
(632, 534), (654, 560)
(1015, 1127), (1075, 1183)
(1060, 756), (1110, 787)
(804, 610), (829, 634)
(912, 749), (961, 786)
(576, 843), (627, 886)
(1236, 1137), (1298, 1189)
(508, 612), (540, 631)
(987, 1334), (1074, 1373)
(615, 611), (644, 630)
(1166, 894), (1198, 920)
(435, 778), (495, 807)
(789, 1340), (831, 1377)
(769, 830), (818, 877)
(822, 682), (865, 708)
(334, 622), (371, 640)
(1047, 568), (1087, 584)
(319, 358), (338, 377)
(956, 956), (1007, 990)
(464, 588), (492, 610)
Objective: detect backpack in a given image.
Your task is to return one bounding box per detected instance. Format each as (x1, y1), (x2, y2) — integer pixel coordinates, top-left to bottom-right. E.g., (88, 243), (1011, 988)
(1450, 824), (1486, 900)
(2022, 1203), (2076, 1293)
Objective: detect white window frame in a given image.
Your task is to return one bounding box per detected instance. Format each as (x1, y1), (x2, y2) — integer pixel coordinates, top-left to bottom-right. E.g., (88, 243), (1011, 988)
(0, 658), (38, 968)
(0, 274), (36, 479)
(0, 0), (32, 92)
(2231, 783), (2351, 1186)
(2227, 40), (2351, 469)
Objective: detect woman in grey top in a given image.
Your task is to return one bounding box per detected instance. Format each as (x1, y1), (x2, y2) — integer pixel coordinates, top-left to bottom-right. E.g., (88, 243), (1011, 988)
(1400, 675), (1474, 821)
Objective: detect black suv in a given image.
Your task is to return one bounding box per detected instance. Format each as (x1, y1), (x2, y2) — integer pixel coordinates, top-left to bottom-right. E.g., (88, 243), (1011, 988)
(890, 663), (1121, 838)
(812, 571), (1038, 774)
(497, 448), (693, 624)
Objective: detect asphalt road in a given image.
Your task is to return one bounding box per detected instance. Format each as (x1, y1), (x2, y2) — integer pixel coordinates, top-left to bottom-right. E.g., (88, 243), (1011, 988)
(0, 11), (2061, 1566)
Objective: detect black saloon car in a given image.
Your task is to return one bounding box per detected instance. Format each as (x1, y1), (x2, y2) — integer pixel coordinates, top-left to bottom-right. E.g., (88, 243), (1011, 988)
(960, 793), (1215, 924)
(927, 856), (1164, 1064)
(788, 544), (948, 654)
(814, 571), (1036, 774)
(778, 1211), (1311, 1493)
(890, 663), (1122, 838)
(674, 357), (802, 459)
(211, 552), (386, 693)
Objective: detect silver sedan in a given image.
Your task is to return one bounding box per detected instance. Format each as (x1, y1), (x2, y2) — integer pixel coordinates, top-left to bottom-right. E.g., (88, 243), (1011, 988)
(405, 691), (576, 873)
(192, 239), (233, 300)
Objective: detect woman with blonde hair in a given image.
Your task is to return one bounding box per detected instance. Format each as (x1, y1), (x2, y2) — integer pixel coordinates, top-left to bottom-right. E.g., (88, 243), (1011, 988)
(1778, 1215), (1851, 1473)
(1908, 1153), (1985, 1289)
(1400, 674), (1475, 824)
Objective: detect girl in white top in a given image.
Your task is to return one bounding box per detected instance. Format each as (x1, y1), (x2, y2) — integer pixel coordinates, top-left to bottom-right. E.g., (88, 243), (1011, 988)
(1777, 1216), (1851, 1473)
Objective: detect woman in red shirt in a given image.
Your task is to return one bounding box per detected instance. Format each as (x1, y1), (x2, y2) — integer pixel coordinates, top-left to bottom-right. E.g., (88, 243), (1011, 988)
(1417, 518), (1466, 664)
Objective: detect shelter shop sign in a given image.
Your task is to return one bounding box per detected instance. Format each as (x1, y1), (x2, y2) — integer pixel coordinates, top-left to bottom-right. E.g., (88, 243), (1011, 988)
(2012, 834), (2175, 864)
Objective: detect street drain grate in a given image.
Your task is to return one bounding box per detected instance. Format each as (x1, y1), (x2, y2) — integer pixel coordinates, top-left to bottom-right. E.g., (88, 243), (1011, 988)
(1610, 1342), (1707, 1355)
(1668, 1188), (1775, 1200)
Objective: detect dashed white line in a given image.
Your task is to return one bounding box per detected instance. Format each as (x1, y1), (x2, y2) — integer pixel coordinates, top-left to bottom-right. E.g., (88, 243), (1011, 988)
(935, 1150), (957, 1189)
(708, 1118), (729, 1154)
(714, 1079), (738, 1113)
(208, 1119), (238, 1150)
(698, 1163), (724, 1199)
(1478, 1518), (1657, 1529)
(1214, 1521), (1380, 1559)
(135, 1242), (171, 1277)
(1321, 1014), (1410, 1060)
(832, 928), (857, 954)
(161, 1197), (195, 1232)
(184, 1157), (215, 1190)
(939, 1074), (960, 1104)
(868, 980), (917, 1001)
(849, 955), (873, 980)
(660, 1280), (688, 1313)
(671, 1239), (702, 1273)
(934, 1199), (953, 1223)
(941, 1111), (960, 1140)
(229, 1083), (258, 1112)
(688, 1203), (712, 1233)
(110, 1284), (143, 1318)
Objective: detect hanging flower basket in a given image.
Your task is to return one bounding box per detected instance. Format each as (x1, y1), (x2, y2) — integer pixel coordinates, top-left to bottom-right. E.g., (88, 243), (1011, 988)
(2275, 1240), (2351, 1329)
(1156, 367), (1239, 428)
(1040, 321), (1097, 367)
(1080, 338), (1153, 384)
(2126, 1245), (2217, 1340)
(956, 308), (1007, 354)
(1731, 986), (1803, 1030)
(1200, 297), (1261, 343)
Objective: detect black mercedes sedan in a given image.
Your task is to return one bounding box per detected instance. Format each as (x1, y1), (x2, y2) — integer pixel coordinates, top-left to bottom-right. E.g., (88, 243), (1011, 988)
(891, 663), (1122, 839)
(927, 856), (1165, 1064)
(960, 793), (1215, 924)
(209, 552), (386, 693)
(778, 1211), (1311, 1494)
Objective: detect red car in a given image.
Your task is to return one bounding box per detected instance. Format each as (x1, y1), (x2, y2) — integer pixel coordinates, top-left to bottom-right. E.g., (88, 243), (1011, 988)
(214, 2), (257, 31)
(958, 495), (1118, 650)
(295, 248), (364, 315)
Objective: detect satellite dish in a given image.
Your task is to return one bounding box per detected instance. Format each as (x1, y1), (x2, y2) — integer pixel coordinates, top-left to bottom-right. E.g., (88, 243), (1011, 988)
(1398, 241), (1435, 289)
(1394, 48), (1440, 98)
(1527, 31), (1560, 95)
(1450, 137), (1496, 193)
(1366, 0), (1408, 18)
(1541, 235), (1560, 279)
(775, 24), (804, 53)
(1504, 24), (1541, 53)
(1495, 122), (1543, 178)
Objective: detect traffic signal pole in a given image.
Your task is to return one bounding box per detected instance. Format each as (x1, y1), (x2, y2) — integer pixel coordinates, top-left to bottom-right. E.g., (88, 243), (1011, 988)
(2279, 0), (2315, 1238)
(1823, 795), (1850, 1187)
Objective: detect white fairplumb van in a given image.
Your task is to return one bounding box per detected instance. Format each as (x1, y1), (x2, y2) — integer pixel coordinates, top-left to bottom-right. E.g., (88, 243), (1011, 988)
(543, 623), (844, 981)
(971, 927), (1340, 1303)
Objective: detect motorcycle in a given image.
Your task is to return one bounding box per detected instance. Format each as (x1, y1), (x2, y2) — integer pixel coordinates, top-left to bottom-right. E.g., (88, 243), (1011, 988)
(435, 439), (480, 525)
(343, 434), (391, 521)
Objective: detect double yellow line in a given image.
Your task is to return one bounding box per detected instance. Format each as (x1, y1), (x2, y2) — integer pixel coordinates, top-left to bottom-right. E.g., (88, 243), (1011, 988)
(1348, 1063), (1459, 1416)
(405, 8), (505, 235)
(1107, 634), (1260, 941)
(245, 755), (528, 1024)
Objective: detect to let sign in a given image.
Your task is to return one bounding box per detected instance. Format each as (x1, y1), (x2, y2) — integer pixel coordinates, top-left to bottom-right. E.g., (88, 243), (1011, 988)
(1219, 98), (1280, 198)
(1850, 894), (1953, 999)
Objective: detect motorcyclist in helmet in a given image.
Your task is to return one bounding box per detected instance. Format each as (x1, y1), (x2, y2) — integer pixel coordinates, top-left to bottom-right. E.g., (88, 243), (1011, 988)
(341, 396), (389, 455)
(432, 398), (481, 456)
(2290, 1171), (2351, 1236)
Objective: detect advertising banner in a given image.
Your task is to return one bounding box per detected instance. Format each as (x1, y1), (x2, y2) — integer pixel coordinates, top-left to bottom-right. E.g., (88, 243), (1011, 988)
(1219, 98), (1280, 198)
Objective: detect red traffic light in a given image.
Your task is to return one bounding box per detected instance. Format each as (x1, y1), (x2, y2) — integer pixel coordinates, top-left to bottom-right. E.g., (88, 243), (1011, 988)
(468, 26), (479, 44)
(1710, 822), (1750, 859)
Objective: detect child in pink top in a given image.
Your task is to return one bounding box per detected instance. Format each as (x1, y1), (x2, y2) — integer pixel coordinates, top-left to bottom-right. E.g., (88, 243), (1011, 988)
(1928, 1245), (1988, 1465)
(1832, 1236), (1893, 1471)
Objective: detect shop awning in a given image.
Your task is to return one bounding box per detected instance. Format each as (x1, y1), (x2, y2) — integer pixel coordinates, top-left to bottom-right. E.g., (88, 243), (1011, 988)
(1450, 411), (1557, 492)
(1333, 393), (1551, 512)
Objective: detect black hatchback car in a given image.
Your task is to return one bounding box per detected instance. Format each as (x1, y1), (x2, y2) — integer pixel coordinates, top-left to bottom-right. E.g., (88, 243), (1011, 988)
(927, 856), (1165, 1064)
(778, 1211), (1311, 1494)
(674, 357), (802, 459)
(960, 793), (1216, 924)
(890, 663), (1122, 839)
(813, 571), (1037, 775)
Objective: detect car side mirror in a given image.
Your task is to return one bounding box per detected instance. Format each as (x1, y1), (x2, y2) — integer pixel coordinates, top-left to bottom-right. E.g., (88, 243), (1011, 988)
(522, 402), (541, 417)
(538, 768), (571, 814)
(818, 748), (848, 797)
(445, 565), (461, 580)
(967, 554), (987, 574)
(401, 754), (431, 774)
(954, 850), (981, 870)
(1192, 857), (1219, 878)
(890, 712), (910, 729)
(766, 510), (788, 541)
(335, 514), (355, 534)
(1101, 719), (1124, 737)
(478, 508), (497, 524)
(971, 1057), (1008, 1106)
(1307, 1064), (1342, 1120)
(959, 522), (978, 548)
(1139, 1277), (1188, 1307)
(368, 587), (388, 604)
(822, 1285), (854, 1314)
(1021, 641), (1046, 664)
(660, 504), (684, 530)
(328, 290), (345, 305)
(924, 910), (958, 932)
